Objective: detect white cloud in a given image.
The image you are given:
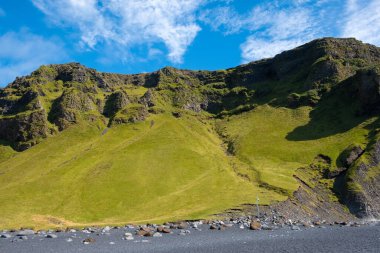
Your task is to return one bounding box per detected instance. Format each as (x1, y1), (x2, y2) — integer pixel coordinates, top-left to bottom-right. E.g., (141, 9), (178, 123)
(200, 1), (320, 62)
(241, 38), (304, 62)
(342, 0), (380, 45)
(32, 0), (204, 63)
(243, 5), (316, 62)
(199, 6), (245, 34)
(0, 30), (68, 86)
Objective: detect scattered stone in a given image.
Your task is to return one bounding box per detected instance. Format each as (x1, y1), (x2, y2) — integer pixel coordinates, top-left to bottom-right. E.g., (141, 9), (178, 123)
(69, 229), (77, 233)
(153, 232), (162, 237)
(45, 234), (58, 239)
(291, 225), (301, 231)
(179, 230), (190, 236)
(239, 225), (245, 229)
(159, 227), (172, 234)
(123, 233), (134, 241)
(109, 242), (115, 245)
(140, 227), (153, 232)
(102, 226), (111, 233)
(136, 230), (154, 237)
(124, 236), (134, 241)
(210, 224), (218, 230)
(17, 229), (35, 236)
(313, 221), (321, 226)
(178, 222), (188, 229)
(18, 236), (28, 240)
(0, 234), (11, 239)
(250, 221), (262, 230)
(82, 238), (96, 244)
(66, 238), (73, 242)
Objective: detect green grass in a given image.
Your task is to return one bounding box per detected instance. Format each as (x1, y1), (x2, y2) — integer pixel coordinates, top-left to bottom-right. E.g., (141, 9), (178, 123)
(0, 102), (374, 229)
(0, 113), (281, 229)
(218, 104), (373, 195)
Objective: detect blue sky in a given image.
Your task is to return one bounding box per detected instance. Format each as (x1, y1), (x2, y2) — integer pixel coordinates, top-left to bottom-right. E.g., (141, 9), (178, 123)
(0, 0), (379, 86)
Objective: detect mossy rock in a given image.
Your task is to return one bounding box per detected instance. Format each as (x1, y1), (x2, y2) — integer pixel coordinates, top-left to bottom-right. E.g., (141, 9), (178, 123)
(110, 104), (148, 125)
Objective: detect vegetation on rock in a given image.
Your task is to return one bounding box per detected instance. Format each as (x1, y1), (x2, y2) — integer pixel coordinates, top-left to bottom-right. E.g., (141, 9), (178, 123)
(0, 38), (380, 228)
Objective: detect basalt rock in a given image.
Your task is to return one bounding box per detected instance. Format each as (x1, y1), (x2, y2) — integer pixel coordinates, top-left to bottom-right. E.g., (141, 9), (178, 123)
(341, 137), (380, 218)
(0, 109), (48, 151)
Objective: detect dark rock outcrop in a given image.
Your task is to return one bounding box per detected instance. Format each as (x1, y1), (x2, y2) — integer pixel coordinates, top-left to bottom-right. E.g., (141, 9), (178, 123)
(0, 109), (48, 151)
(341, 138), (380, 218)
(103, 91), (129, 117)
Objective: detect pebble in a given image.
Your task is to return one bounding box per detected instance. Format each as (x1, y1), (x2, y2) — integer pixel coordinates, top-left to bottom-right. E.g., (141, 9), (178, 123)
(123, 232), (134, 241)
(0, 234), (12, 239)
(17, 230), (35, 236)
(209, 224), (218, 230)
(123, 236), (134, 241)
(82, 238), (96, 244)
(66, 238), (73, 242)
(153, 232), (162, 237)
(291, 225), (301, 231)
(18, 235), (28, 240)
(102, 226), (111, 233)
(45, 234), (58, 239)
(179, 230), (191, 236)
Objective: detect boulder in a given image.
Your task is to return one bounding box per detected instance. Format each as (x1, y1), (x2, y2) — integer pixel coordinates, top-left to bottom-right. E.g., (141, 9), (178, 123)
(82, 237), (96, 244)
(250, 221), (262, 230)
(177, 222), (188, 229)
(45, 234), (58, 239)
(209, 224), (218, 230)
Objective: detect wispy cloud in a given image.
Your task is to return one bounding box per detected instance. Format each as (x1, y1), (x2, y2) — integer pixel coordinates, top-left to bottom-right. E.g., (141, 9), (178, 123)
(242, 5), (318, 62)
(201, 0), (345, 62)
(201, 1), (318, 62)
(341, 0), (380, 45)
(32, 0), (204, 63)
(0, 30), (68, 85)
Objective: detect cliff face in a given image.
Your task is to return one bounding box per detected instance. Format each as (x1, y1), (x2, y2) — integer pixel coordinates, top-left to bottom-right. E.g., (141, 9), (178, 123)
(1, 37), (380, 221)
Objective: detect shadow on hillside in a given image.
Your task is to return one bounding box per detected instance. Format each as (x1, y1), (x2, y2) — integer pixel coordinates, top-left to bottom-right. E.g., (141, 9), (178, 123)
(286, 84), (372, 141)
(0, 139), (16, 153)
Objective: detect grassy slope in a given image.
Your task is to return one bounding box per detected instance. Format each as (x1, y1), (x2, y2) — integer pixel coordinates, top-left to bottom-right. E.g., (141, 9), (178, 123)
(0, 113), (282, 229)
(219, 104), (374, 195)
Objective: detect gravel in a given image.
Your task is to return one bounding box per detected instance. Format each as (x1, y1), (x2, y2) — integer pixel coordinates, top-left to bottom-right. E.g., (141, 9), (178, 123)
(0, 222), (378, 253)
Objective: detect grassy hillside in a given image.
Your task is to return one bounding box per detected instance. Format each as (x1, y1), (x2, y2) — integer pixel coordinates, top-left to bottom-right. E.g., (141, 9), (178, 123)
(1, 38), (380, 228)
(218, 105), (374, 195)
(0, 112), (284, 229)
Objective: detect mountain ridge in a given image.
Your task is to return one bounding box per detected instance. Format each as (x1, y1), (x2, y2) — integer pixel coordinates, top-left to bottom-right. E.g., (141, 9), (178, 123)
(0, 37), (380, 228)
